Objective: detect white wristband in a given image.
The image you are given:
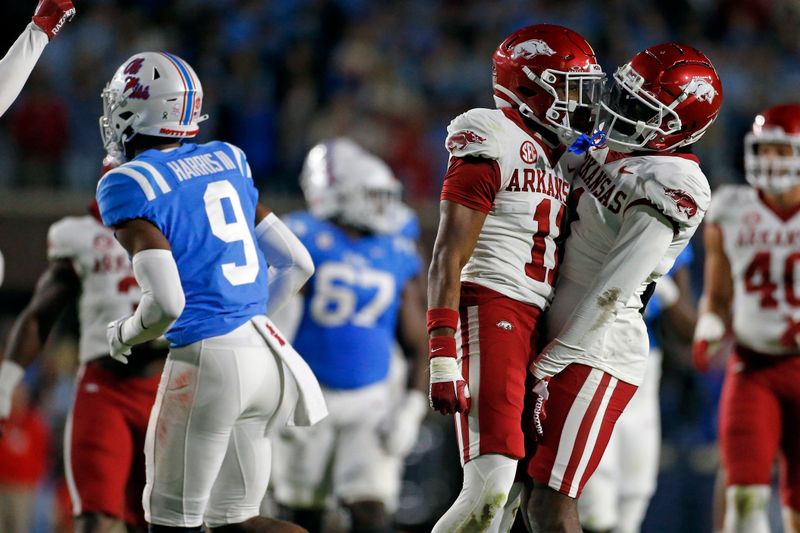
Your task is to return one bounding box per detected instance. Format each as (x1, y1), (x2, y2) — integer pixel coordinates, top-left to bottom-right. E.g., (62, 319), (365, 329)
(429, 356), (460, 382)
(694, 312), (725, 342)
(0, 360), (25, 394)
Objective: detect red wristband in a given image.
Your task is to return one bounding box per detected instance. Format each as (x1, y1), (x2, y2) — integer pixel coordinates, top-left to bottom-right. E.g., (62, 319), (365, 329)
(429, 335), (457, 359)
(426, 307), (459, 333)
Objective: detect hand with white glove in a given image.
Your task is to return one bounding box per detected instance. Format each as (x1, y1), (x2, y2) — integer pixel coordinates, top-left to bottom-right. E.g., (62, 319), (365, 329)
(0, 360), (25, 433)
(381, 390), (428, 457)
(692, 312), (727, 372)
(106, 317), (132, 364)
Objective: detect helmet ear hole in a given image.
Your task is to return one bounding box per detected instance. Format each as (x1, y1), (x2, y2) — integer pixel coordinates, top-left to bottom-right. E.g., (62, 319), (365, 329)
(517, 86), (535, 98)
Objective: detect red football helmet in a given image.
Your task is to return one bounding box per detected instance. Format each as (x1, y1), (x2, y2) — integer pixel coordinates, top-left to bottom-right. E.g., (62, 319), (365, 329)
(598, 43), (723, 152)
(745, 104), (800, 194)
(492, 24), (605, 143)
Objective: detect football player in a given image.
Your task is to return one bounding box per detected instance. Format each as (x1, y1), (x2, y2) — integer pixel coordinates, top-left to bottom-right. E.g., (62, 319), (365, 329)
(0, 171), (166, 532)
(525, 43), (722, 531)
(94, 52), (324, 533)
(271, 139), (428, 533)
(578, 245), (697, 533)
(426, 24), (605, 532)
(693, 103), (800, 533)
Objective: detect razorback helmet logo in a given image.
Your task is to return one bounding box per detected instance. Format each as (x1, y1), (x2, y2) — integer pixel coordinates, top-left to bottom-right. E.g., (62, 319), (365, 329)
(681, 77), (718, 103)
(511, 39), (556, 59)
(447, 130), (487, 152)
(664, 187), (698, 218)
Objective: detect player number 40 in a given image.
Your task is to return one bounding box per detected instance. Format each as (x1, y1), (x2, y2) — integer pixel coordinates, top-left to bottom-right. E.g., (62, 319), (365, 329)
(744, 250), (800, 308)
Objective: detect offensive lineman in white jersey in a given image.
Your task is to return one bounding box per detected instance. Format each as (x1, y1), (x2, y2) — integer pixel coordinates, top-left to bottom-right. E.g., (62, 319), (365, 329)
(0, 170), (166, 532)
(0, 0), (75, 288)
(426, 24), (604, 532)
(693, 104), (800, 533)
(524, 43), (723, 531)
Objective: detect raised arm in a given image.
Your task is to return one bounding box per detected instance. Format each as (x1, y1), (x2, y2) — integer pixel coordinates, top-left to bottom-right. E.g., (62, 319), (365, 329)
(0, 0), (75, 118)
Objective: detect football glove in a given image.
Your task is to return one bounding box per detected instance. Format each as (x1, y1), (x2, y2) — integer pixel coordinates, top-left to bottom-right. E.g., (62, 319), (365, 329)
(531, 376), (550, 442)
(0, 360), (25, 427)
(106, 317), (132, 364)
(32, 0), (76, 40)
(381, 390), (428, 457)
(692, 312), (726, 372)
(428, 336), (470, 415)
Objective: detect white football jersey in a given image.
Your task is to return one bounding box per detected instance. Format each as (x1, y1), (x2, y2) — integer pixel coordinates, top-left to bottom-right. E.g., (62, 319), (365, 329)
(707, 185), (800, 355)
(445, 108), (571, 309)
(547, 147), (710, 384)
(48, 215), (140, 363)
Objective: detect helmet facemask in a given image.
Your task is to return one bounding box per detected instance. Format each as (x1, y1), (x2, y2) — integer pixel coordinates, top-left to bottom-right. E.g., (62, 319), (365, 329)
(338, 182), (403, 235)
(596, 64), (684, 152)
(496, 65), (605, 143)
(99, 84), (139, 162)
(745, 134), (800, 194)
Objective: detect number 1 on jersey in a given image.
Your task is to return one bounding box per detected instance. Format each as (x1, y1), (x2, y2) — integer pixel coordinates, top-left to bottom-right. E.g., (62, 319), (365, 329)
(526, 198), (564, 285)
(204, 180), (259, 286)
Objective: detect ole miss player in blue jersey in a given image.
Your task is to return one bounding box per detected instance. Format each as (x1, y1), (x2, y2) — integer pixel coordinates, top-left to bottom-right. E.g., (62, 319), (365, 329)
(95, 52), (326, 533)
(270, 139), (428, 533)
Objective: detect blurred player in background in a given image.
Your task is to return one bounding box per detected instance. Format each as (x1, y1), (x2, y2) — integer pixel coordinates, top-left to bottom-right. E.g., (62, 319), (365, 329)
(95, 51), (323, 532)
(272, 139), (428, 533)
(693, 103), (800, 533)
(0, 166), (166, 532)
(526, 43), (722, 530)
(0, 0), (75, 289)
(426, 24), (605, 532)
(578, 245), (697, 533)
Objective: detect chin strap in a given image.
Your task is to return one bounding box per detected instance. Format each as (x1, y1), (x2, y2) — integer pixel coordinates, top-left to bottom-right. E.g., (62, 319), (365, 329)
(568, 130), (607, 154)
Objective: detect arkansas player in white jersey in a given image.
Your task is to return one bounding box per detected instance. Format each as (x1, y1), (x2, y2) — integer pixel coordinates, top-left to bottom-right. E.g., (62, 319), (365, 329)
(426, 24), (604, 532)
(693, 104), (800, 533)
(524, 43), (722, 531)
(0, 167), (166, 533)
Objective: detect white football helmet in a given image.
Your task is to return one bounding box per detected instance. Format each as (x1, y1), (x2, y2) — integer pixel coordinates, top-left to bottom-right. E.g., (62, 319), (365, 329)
(99, 52), (208, 160)
(745, 104), (800, 194)
(300, 138), (403, 234)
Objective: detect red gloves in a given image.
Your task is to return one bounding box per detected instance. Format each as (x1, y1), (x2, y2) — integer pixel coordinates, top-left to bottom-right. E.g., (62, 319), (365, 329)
(779, 315), (800, 349)
(427, 308), (470, 415)
(32, 0), (76, 40)
(428, 336), (470, 415)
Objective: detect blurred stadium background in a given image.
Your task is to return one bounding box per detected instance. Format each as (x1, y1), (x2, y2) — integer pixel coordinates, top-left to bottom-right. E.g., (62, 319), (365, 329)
(0, 0), (796, 531)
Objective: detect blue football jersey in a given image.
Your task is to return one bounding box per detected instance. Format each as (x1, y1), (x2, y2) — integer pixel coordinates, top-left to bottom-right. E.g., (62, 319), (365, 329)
(285, 211), (421, 389)
(397, 205), (421, 241)
(96, 141), (269, 347)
